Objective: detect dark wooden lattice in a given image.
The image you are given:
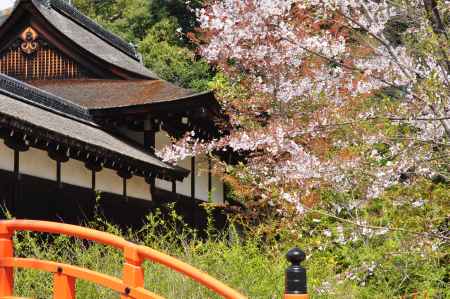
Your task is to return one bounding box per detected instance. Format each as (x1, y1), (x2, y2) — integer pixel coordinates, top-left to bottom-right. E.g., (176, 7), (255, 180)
(0, 30), (92, 81)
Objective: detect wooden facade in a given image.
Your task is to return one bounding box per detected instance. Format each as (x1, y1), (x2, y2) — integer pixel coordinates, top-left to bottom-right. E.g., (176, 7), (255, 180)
(0, 27), (91, 80)
(0, 0), (228, 227)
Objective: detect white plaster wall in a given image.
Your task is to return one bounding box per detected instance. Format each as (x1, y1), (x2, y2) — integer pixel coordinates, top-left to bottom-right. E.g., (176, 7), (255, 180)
(156, 130), (191, 195)
(155, 130), (174, 191)
(211, 175), (224, 204)
(20, 147), (56, 180)
(195, 155), (209, 201)
(155, 130), (171, 150)
(61, 159), (91, 188)
(176, 157), (191, 197)
(127, 176), (151, 200)
(155, 129), (225, 203)
(96, 168), (123, 195)
(155, 178), (172, 192)
(0, 141), (13, 171)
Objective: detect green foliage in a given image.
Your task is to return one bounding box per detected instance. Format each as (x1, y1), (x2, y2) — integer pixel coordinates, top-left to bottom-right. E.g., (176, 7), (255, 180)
(139, 18), (213, 90)
(11, 184), (449, 298)
(72, 0), (213, 90)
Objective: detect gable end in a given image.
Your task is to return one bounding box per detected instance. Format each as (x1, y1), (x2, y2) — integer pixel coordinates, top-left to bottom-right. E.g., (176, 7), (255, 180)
(0, 26), (93, 81)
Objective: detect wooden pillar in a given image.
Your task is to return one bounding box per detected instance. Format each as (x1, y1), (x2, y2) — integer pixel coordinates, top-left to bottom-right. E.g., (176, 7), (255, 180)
(123, 177), (127, 197)
(56, 161), (62, 189)
(172, 180), (176, 193)
(85, 160), (102, 210)
(144, 119), (157, 197)
(191, 156), (195, 199)
(117, 169), (132, 200)
(13, 150), (19, 215)
(48, 146), (69, 218)
(145, 175), (156, 202)
(13, 150), (19, 180)
(4, 133), (29, 217)
(91, 169), (96, 192)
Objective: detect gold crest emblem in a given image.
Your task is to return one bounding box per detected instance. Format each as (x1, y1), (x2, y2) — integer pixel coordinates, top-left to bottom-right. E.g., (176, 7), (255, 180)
(20, 27), (39, 55)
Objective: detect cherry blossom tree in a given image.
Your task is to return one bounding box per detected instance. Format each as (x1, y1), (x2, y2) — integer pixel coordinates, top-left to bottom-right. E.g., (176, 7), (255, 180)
(158, 0), (449, 217)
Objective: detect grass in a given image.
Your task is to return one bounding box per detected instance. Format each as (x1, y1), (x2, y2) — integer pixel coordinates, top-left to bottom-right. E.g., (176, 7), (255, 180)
(6, 181), (450, 298)
(11, 220), (285, 298)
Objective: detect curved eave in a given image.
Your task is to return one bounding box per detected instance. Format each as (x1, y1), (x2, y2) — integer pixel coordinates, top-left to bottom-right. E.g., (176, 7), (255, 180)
(90, 91), (222, 117)
(0, 88), (189, 182)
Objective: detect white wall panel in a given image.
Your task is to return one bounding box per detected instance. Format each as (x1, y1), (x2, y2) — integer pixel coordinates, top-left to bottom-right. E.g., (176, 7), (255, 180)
(155, 130), (171, 150)
(155, 129), (224, 203)
(61, 159), (91, 188)
(176, 157), (191, 197)
(155, 178), (172, 192)
(20, 147), (55, 180)
(96, 168), (122, 195)
(156, 130), (191, 195)
(211, 175), (224, 204)
(195, 155), (209, 201)
(128, 176), (151, 200)
(0, 141), (13, 171)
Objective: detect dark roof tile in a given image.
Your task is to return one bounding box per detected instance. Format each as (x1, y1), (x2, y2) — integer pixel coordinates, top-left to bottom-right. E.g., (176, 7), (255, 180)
(0, 73), (188, 180)
(28, 79), (200, 109)
(31, 0), (159, 79)
(0, 74), (92, 122)
(48, 0), (139, 60)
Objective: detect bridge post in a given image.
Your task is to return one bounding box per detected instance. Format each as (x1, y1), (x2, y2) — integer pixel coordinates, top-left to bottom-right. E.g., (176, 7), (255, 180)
(53, 268), (76, 299)
(0, 223), (14, 297)
(122, 245), (144, 298)
(284, 247), (308, 299)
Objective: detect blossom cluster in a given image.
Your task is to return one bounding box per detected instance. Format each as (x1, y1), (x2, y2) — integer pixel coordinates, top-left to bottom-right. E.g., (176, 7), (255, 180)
(159, 0), (449, 212)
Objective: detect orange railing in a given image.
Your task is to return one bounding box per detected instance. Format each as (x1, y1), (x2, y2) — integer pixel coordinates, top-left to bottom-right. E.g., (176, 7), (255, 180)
(0, 220), (247, 299)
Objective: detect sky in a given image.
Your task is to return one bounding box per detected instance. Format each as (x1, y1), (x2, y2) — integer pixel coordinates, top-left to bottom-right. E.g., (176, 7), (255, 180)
(0, 0), (14, 10)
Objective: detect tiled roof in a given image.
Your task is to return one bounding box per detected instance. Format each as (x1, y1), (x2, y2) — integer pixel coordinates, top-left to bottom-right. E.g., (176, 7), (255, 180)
(30, 0), (158, 79)
(28, 79), (209, 109)
(1, 74), (92, 123)
(0, 73), (188, 180)
(47, 0), (139, 61)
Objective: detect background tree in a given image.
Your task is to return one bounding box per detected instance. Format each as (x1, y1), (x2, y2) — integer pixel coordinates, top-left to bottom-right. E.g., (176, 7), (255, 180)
(50, 1), (448, 296)
(73, 0), (213, 90)
(159, 0), (449, 236)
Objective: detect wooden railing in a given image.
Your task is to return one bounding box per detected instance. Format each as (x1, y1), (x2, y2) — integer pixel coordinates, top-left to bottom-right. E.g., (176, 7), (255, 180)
(0, 220), (247, 299)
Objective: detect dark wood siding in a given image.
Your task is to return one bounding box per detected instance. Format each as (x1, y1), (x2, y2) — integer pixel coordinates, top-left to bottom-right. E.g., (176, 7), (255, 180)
(0, 30), (92, 81)
(0, 169), (228, 231)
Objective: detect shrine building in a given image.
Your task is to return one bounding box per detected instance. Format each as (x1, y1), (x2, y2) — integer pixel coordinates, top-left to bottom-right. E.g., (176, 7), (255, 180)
(0, 0), (227, 226)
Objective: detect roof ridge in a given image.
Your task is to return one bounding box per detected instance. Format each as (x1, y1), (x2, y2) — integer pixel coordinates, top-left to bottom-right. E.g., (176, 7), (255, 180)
(0, 73), (94, 123)
(44, 0), (140, 61)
